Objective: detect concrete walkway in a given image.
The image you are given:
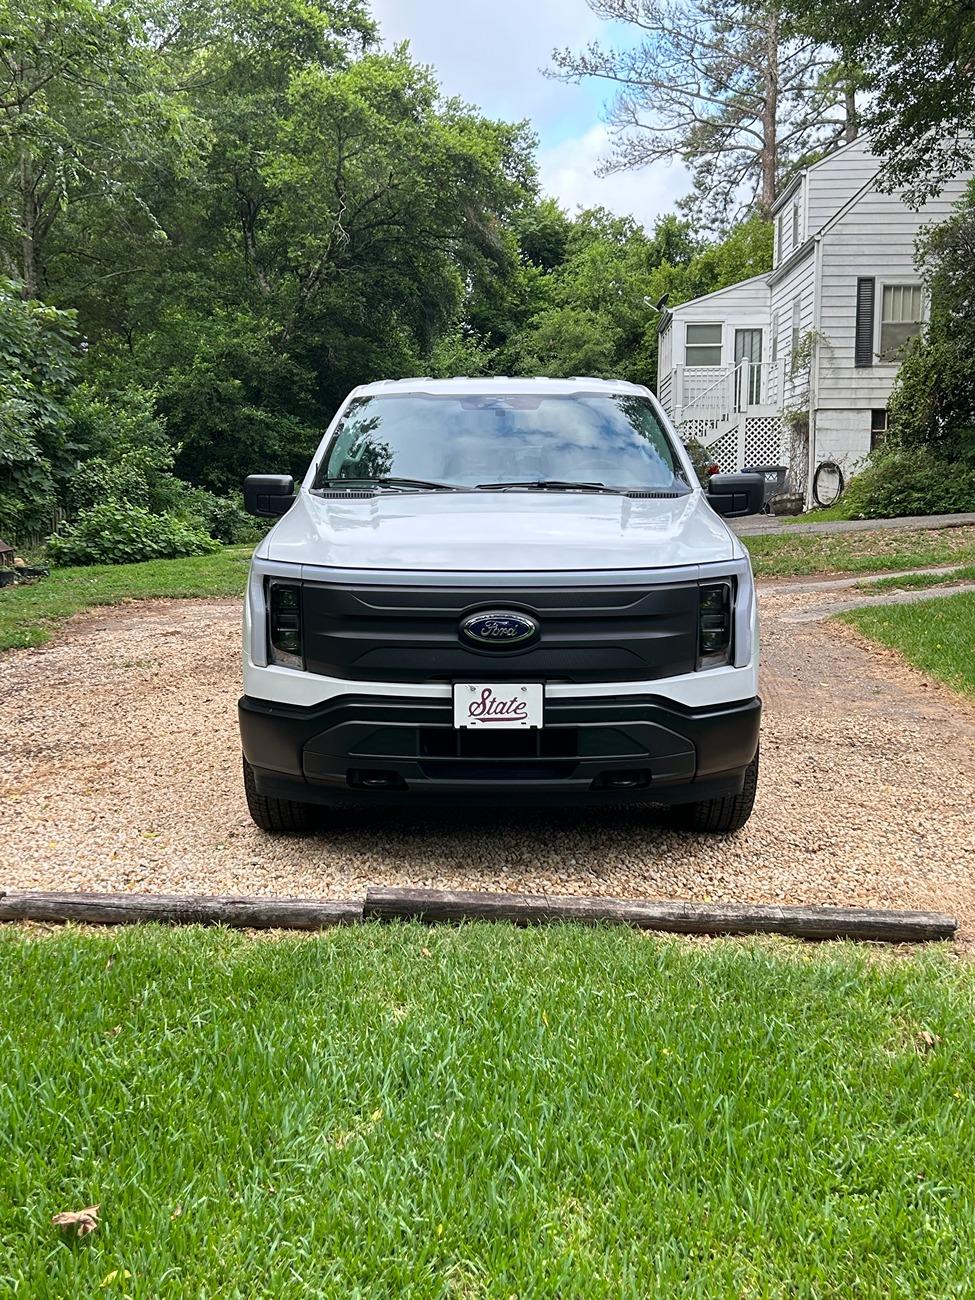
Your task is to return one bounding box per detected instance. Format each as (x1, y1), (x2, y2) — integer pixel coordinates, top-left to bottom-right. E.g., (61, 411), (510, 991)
(732, 511), (975, 537)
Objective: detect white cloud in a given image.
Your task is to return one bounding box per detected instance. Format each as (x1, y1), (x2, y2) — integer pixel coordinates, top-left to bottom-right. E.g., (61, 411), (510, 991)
(537, 124), (691, 229)
(369, 0), (604, 130)
(368, 1), (692, 229)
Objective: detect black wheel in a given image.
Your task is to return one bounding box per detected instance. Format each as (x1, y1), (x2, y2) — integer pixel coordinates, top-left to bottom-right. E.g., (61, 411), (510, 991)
(669, 747), (759, 835)
(242, 755), (318, 833)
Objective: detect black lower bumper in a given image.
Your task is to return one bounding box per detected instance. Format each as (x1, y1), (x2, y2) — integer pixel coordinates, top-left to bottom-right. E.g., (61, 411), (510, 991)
(238, 691), (761, 808)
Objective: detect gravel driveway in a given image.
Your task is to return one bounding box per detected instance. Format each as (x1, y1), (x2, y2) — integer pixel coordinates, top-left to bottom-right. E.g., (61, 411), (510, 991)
(2, 585), (975, 943)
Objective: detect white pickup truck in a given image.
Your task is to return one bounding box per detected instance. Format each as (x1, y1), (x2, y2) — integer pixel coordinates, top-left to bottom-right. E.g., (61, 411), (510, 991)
(239, 377), (763, 834)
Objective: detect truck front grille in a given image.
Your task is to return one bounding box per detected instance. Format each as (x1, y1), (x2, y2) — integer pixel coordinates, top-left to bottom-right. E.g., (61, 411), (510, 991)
(300, 580), (698, 684)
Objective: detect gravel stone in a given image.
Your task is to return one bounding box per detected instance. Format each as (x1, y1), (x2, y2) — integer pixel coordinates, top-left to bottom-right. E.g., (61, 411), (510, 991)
(1, 589), (974, 946)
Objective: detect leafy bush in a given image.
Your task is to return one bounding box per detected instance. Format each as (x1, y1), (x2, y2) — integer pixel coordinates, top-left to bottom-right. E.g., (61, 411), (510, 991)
(682, 436), (716, 483)
(64, 386), (262, 547)
(65, 385), (186, 514)
(182, 486), (265, 544)
(66, 442), (185, 514)
(887, 192), (975, 458)
(0, 282), (79, 542)
(47, 501), (219, 566)
(842, 447), (975, 519)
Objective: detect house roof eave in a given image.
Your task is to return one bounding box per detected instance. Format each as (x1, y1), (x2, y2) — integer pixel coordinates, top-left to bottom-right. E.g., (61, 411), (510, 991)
(768, 236), (817, 286)
(770, 173), (804, 217)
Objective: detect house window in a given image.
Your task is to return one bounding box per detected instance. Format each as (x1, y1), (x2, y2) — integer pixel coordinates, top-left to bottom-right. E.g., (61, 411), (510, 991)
(684, 323), (722, 367)
(870, 408), (888, 451)
(879, 284), (924, 360)
(792, 201), (800, 249)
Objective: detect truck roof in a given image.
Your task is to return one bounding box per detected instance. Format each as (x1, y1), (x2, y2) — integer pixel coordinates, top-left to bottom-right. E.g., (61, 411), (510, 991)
(348, 376), (652, 398)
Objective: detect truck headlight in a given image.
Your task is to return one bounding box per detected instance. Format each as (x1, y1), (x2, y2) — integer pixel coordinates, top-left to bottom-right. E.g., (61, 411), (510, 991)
(267, 580), (303, 669)
(697, 580), (733, 669)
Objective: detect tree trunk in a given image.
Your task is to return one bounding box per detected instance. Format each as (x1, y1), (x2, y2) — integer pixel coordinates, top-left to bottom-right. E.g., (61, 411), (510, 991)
(759, 5), (780, 212)
(844, 77), (858, 143)
(19, 153), (38, 298)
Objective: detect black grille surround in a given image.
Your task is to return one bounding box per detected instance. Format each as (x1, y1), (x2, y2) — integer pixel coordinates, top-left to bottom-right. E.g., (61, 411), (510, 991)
(300, 578), (701, 684)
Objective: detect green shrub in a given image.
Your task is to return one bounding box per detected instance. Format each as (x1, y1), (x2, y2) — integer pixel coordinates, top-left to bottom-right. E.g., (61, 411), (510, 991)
(181, 486), (265, 544)
(64, 385), (187, 515)
(842, 447), (975, 519)
(65, 442), (185, 515)
(47, 501), (220, 566)
(682, 436), (716, 483)
(0, 281), (79, 542)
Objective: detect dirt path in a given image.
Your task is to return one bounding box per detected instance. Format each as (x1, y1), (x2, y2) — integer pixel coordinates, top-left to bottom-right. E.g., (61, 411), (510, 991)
(2, 587), (974, 944)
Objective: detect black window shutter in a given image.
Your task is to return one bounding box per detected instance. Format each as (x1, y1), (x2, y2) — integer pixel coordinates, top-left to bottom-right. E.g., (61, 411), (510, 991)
(855, 277), (875, 368)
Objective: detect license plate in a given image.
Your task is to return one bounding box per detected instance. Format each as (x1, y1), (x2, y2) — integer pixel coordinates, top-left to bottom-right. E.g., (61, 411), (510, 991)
(453, 683), (543, 729)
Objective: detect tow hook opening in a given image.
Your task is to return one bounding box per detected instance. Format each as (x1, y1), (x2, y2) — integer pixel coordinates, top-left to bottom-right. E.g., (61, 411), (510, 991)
(347, 769), (408, 791)
(591, 769), (651, 791)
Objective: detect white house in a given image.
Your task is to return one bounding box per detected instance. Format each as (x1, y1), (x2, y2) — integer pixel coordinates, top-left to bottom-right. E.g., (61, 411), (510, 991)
(656, 137), (971, 499)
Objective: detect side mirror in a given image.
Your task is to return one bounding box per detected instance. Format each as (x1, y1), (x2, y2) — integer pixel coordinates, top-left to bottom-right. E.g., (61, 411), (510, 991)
(244, 474), (295, 518)
(707, 472), (765, 518)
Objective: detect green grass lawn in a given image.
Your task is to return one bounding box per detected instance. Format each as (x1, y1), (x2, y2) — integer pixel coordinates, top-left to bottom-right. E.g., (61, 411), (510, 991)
(840, 590), (975, 698)
(854, 565), (975, 593)
(0, 546), (253, 652)
(2, 924), (974, 1298)
(780, 503), (853, 524)
(746, 526), (975, 579)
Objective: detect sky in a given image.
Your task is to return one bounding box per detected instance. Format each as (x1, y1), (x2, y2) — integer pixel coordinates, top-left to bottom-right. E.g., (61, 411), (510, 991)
(368, 0), (691, 232)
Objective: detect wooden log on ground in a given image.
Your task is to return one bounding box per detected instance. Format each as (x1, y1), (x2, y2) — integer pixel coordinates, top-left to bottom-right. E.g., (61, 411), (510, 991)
(0, 889), (363, 930)
(364, 887), (956, 944)
(0, 887), (957, 943)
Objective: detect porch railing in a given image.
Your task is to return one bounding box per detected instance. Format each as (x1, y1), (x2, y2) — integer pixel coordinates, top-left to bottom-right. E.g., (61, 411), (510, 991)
(673, 360), (776, 425)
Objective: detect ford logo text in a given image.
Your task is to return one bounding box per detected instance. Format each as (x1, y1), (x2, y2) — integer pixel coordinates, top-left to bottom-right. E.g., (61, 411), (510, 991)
(460, 609), (539, 650)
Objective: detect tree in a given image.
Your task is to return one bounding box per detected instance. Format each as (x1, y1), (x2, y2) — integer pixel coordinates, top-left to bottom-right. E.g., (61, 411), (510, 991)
(0, 0), (190, 298)
(71, 12), (536, 491)
(550, 0), (858, 225)
(497, 207), (661, 381)
(780, 0), (975, 202)
(887, 185), (975, 454)
(646, 212), (773, 308)
(0, 279), (78, 538)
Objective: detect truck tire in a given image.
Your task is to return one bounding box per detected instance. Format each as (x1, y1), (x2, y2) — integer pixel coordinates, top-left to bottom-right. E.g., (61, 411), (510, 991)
(669, 747), (759, 834)
(242, 755), (318, 833)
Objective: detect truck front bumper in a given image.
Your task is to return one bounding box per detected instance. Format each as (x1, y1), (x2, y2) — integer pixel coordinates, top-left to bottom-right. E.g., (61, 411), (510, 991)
(239, 691), (761, 808)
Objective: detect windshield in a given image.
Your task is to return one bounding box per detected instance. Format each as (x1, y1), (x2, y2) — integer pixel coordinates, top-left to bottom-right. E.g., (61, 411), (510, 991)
(313, 392), (688, 491)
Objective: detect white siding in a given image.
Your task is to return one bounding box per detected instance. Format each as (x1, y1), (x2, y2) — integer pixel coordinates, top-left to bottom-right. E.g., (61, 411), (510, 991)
(768, 247), (816, 411)
(656, 276), (772, 420)
(656, 133), (971, 489)
(815, 409), (872, 473)
(805, 137), (879, 235)
(668, 277), (771, 369)
(772, 138), (887, 268)
(816, 174), (970, 410)
(772, 179), (807, 267)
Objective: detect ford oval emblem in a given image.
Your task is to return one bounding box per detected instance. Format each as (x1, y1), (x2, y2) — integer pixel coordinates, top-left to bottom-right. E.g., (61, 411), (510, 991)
(460, 609), (539, 650)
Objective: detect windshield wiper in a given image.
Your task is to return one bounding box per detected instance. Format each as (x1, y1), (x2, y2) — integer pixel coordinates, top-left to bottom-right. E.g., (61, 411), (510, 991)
(475, 479), (627, 494)
(316, 476), (461, 492)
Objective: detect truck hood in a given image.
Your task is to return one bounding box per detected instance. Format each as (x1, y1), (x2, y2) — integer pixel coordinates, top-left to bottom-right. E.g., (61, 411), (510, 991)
(260, 490), (741, 573)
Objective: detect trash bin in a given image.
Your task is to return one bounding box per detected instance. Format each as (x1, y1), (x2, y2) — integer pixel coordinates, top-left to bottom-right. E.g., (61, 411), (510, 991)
(742, 465), (788, 493)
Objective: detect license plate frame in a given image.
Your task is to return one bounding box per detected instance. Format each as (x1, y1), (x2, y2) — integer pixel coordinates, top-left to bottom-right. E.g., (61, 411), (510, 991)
(453, 682), (544, 729)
